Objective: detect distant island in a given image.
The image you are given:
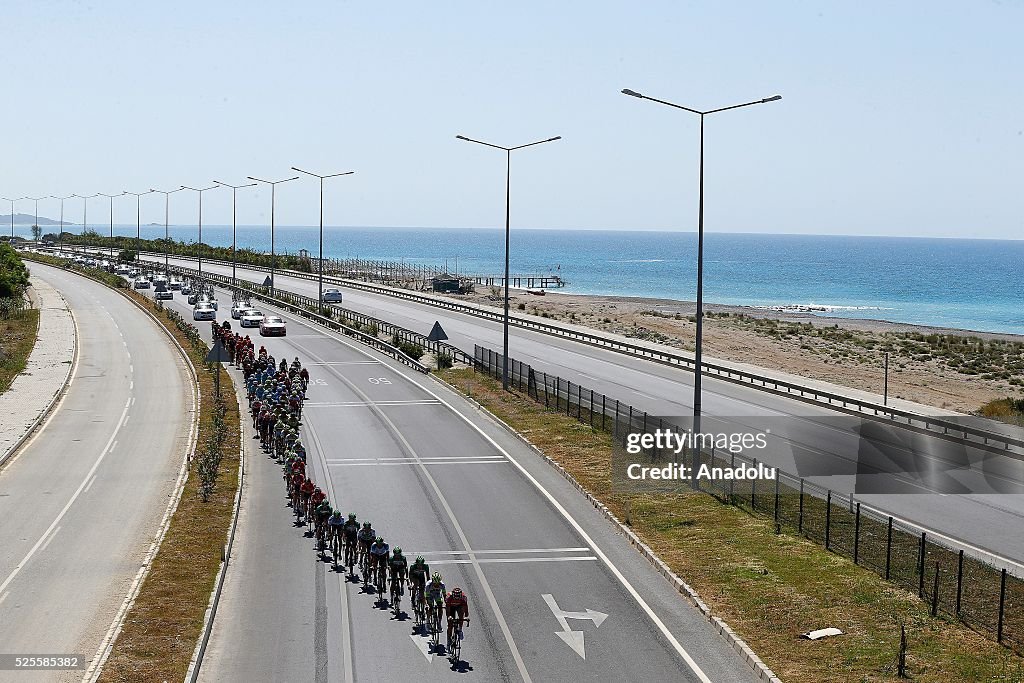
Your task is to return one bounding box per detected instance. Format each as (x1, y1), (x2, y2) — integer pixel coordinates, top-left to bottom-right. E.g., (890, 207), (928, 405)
(0, 213), (65, 226)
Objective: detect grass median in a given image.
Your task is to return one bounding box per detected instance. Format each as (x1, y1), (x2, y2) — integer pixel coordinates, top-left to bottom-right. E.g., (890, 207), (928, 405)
(0, 307), (39, 395)
(23, 253), (241, 681)
(438, 367), (1024, 683)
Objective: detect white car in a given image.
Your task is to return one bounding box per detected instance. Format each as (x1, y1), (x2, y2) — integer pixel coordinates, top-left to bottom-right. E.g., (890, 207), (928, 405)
(321, 288), (344, 303)
(133, 278), (151, 289)
(239, 309), (265, 328)
(169, 278), (182, 290)
(187, 292), (200, 305)
(193, 303), (216, 321)
(181, 283), (193, 295)
(115, 265), (130, 275)
(155, 289), (174, 300)
(231, 301), (254, 319)
(259, 315), (286, 337)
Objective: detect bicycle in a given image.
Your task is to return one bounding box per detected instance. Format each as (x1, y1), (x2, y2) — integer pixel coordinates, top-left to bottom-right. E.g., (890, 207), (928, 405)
(390, 575), (403, 615)
(344, 540), (357, 576)
(359, 550), (371, 585)
(411, 583), (426, 627)
(427, 599), (442, 649)
(375, 562), (386, 599)
(331, 533), (341, 570)
(447, 618), (468, 665)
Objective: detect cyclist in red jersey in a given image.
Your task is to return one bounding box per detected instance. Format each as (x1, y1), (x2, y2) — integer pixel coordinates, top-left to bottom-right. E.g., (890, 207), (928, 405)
(300, 477), (316, 519)
(445, 587), (470, 646)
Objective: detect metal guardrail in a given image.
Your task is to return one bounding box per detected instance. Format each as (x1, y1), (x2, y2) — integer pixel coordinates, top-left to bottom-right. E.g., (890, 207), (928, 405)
(54, 246), (1024, 455)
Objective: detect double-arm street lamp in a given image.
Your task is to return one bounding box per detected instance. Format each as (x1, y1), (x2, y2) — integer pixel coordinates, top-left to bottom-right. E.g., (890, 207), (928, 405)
(1, 197), (24, 239)
(181, 185), (220, 278)
(455, 133), (561, 390)
(621, 88), (781, 435)
(98, 192), (126, 259)
(73, 194), (100, 252)
(150, 187), (185, 275)
(292, 166), (354, 308)
(214, 180), (257, 287)
(248, 175), (299, 296)
(50, 194), (75, 255)
(124, 190), (154, 263)
(27, 196), (46, 240)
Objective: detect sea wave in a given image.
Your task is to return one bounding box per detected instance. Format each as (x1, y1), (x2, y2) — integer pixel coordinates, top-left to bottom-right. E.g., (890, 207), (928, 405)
(754, 304), (895, 313)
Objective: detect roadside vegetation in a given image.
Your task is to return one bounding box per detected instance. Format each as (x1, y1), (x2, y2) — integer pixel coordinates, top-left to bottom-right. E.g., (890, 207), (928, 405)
(22, 252), (240, 681)
(0, 243), (37, 393)
(55, 229), (314, 272)
(438, 367), (1024, 682)
(980, 397), (1024, 428)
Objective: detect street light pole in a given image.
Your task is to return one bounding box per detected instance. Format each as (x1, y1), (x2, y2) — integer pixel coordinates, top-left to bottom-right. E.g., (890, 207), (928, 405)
(621, 88), (780, 436)
(291, 166), (354, 309)
(124, 190), (154, 264)
(98, 192), (125, 259)
(181, 185), (220, 278)
(248, 175), (299, 297)
(27, 196), (45, 241)
(215, 180), (257, 287)
(455, 134), (561, 390)
(73, 194), (99, 251)
(150, 188), (185, 276)
(50, 195), (75, 255)
(1, 197), (22, 239)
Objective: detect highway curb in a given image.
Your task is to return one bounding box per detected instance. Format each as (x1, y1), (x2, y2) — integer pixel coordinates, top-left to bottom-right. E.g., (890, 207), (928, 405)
(80, 273), (202, 682)
(0, 280), (77, 470)
(439, 376), (784, 683)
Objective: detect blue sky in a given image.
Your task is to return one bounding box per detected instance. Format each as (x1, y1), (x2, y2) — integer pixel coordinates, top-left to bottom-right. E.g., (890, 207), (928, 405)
(2, 1), (1022, 238)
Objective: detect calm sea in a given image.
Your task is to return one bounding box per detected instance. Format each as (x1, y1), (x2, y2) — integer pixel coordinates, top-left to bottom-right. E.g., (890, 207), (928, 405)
(21, 223), (1024, 334)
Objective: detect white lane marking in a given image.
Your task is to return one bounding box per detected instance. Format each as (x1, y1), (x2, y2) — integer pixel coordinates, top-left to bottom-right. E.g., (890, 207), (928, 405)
(292, 341), (533, 683)
(632, 390), (655, 400)
(410, 634), (434, 662)
(40, 526), (62, 554)
(124, 414), (130, 424)
(0, 591), (8, 606)
(284, 325), (715, 681)
(418, 547), (591, 556)
(84, 475), (97, 493)
(429, 557), (598, 565)
(0, 397), (131, 596)
(327, 460), (509, 467)
(542, 593), (607, 659)
(111, 440), (118, 452)
(308, 361), (382, 366)
(129, 365), (134, 373)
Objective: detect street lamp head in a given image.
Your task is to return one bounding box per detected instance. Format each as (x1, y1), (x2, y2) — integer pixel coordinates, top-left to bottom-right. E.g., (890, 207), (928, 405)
(762, 95), (782, 103)
(545, 136), (562, 143)
(621, 88), (644, 98)
(455, 135), (469, 141)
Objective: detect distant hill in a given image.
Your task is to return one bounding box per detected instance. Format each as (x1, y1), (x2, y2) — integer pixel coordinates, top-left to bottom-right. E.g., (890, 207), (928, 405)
(0, 213), (66, 226)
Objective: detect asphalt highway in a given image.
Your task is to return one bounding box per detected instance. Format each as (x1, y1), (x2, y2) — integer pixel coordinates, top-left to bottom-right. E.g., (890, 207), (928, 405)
(0, 263), (191, 681)
(126, 252), (1024, 569)
(136, 284), (761, 682)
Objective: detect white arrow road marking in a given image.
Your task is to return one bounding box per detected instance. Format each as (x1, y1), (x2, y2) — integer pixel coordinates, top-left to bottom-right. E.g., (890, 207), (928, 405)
(542, 594), (608, 660)
(410, 634), (434, 663)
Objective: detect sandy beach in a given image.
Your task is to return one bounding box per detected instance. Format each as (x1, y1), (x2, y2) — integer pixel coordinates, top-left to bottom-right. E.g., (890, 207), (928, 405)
(438, 286), (1024, 414)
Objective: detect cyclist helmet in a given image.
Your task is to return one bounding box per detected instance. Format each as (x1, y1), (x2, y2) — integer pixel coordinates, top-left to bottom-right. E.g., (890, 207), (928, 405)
(304, 477), (313, 485)
(375, 537), (384, 544)
(393, 547), (402, 556)
(348, 513), (357, 521)
(332, 509), (341, 516)
(313, 487), (322, 495)
(415, 556), (425, 564)
(362, 522), (371, 529)
(452, 587), (463, 598)
(431, 573), (442, 583)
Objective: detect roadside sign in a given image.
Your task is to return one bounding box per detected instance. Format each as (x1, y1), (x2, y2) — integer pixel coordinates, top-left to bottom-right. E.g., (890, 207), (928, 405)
(427, 321), (448, 342)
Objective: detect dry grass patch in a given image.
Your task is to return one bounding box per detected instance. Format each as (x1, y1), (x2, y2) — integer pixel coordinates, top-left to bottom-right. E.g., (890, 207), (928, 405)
(0, 308), (39, 393)
(440, 368), (1024, 683)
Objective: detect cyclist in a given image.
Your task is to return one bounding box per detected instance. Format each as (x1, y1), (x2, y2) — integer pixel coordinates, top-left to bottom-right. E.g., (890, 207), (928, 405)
(425, 573), (446, 633)
(369, 537), (390, 586)
(445, 587), (470, 646)
(289, 470), (304, 508)
(342, 514), (360, 566)
(388, 547), (409, 600)
(357, 522), (375, 572)
(299, 477), (316, 519)
(327, 509), (348, 565)
(310, 486), (326, 521)
(409, 556), (430, 609)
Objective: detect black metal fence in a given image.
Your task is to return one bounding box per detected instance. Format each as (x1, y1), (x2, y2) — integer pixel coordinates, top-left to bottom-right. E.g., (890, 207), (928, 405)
(474, 344), (1024, 653)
